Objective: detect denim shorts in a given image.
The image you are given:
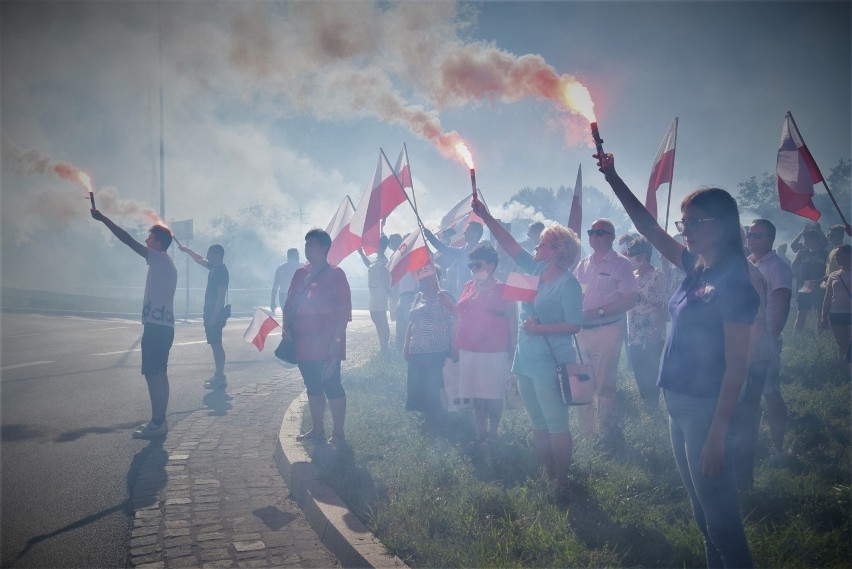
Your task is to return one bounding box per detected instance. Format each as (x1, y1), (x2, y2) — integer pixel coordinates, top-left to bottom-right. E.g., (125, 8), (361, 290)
(516, 371), (570, 434)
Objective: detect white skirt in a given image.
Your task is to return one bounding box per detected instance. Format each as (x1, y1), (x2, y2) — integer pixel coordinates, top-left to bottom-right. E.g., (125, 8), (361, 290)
(458, 349), (511, 400)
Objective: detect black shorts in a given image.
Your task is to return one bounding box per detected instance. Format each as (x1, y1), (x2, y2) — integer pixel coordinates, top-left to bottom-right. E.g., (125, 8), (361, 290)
(204, 320), (225, 345)
(141, 323), (174, 375)
(797, 289), (825, 310)
(829, 312), (851, 326)
(298, 360), (345, 399)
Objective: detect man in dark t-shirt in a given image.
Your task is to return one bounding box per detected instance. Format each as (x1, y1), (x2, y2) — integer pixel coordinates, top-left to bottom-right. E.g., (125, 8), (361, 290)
(179, 243), (230, 388)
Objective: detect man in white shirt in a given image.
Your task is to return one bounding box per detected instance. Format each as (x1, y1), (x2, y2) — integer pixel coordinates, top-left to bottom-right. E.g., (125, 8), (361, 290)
(91, 209), (177, 439)
(747, 219), (793, 462)
(574, 219), (637, 441)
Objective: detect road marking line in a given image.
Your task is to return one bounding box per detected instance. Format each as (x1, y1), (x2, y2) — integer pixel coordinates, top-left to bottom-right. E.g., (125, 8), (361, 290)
(91, 349), (142, 356)
(1, 360), (55, 371)
(2, 333), (41, 338)
(85, 326), (130, 332)
(174, 340), (208, 346)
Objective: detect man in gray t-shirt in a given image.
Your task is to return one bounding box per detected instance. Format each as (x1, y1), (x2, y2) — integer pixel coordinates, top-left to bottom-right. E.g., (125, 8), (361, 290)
(91, 209), (176, 440)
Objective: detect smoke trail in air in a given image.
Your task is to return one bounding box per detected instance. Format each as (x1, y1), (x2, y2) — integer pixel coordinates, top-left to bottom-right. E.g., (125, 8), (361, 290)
(169, 1), (592, 163)
(2, 137), (164, 226)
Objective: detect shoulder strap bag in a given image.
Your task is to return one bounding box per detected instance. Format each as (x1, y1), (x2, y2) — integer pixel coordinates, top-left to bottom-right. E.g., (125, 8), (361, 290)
(274, 265), (329, 364)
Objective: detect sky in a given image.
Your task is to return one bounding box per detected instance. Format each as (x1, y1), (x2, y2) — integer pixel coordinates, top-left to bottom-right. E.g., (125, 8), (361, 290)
(2, 0), (850, 291)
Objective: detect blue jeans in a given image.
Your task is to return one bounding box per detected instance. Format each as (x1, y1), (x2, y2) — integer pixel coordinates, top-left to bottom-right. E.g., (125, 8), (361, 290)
(664, 389), (753, 568)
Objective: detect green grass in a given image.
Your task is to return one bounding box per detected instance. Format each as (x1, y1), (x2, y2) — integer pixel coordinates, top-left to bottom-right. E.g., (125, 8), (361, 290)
(305, 327), (851, 568)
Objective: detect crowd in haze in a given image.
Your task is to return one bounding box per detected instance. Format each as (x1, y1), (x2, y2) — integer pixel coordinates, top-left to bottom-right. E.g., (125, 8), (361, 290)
(88, 149), (850, 568)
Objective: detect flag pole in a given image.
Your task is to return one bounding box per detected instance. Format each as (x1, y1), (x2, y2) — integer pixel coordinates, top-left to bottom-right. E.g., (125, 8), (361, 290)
(786, 112), (849, 228)
(404, 144), (418, 213)
(819, 179), (850, 227)
(382, 147), (441, 287)
(663, 117), (678, 233)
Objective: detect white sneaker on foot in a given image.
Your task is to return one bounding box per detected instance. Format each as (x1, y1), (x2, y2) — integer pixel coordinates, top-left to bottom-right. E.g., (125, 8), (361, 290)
(203, 374), (227, 389)
(132, 421), (168, 439)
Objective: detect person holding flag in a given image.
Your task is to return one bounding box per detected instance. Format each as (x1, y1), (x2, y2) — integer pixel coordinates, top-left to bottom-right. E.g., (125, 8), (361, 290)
(424, 221), (484, 297)
(286, 229), (352, 446)
(403, 267), (456, 433)
(471, 198), (583, 498)
(358, 236), (392, 353)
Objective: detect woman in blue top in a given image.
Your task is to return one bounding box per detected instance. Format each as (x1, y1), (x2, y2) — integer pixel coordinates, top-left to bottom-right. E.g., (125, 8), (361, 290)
(472, 198), (583, 496)
(598, 152), (758, 568)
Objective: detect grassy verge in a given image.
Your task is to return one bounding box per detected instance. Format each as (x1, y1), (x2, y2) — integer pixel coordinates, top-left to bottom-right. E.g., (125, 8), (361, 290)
(305, 329), (850, 567)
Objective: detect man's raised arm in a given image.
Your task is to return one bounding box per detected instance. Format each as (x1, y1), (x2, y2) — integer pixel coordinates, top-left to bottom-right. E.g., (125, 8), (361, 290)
(91, 209), (147, 258)
(178, 244), (209, 268)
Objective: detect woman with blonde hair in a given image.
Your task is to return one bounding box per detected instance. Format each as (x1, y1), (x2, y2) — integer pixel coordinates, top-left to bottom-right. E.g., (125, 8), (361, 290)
(472, 199), (583, 496)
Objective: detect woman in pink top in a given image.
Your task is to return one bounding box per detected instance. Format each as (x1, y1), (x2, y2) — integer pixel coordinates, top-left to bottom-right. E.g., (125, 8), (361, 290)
(454, 243), (517, 444)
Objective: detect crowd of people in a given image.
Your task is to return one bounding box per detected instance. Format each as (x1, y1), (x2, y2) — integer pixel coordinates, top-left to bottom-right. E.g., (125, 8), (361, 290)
(90, 148), (849, 567)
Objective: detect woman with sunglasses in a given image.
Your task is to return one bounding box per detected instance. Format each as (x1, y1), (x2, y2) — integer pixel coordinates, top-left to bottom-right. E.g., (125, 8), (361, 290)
(597, 152), (757, 568)
(453, 243), (517, 445)
(471, 198), (583, 497)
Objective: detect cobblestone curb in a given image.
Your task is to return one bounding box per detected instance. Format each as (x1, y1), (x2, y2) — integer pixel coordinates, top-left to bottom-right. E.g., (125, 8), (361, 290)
(274, 394), (408, 569)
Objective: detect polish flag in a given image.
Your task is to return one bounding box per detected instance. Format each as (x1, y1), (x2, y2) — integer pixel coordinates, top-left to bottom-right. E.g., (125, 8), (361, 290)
(438, 192), (486, 247)
(567, 164), (582, 236)
(325, 196), (360, 266)
(388, 230), (430, 286)
(645, 118), (678, 220)
(394, 143), (413, 190)
(350, 150), (408, 254)
(502, 272), (540, 303)
(777, 112), (822, 221)
(243, 308), (280, 351)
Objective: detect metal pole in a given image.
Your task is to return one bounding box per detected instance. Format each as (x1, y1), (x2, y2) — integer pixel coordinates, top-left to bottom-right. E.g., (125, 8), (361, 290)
(158, 2), (165, 221)
(185, 239), (190, 321)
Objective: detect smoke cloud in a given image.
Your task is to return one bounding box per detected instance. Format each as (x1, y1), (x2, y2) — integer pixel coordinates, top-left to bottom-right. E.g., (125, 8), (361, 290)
(3, 137), (164, 233)
(169, 2), (591, 163)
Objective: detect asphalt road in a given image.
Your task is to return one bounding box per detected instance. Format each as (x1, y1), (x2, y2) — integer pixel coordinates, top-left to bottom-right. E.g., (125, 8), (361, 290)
(1, 312), (295, 568)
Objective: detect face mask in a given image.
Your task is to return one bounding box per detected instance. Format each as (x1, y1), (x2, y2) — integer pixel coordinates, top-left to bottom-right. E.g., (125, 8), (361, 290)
(472, 270), (489, 284)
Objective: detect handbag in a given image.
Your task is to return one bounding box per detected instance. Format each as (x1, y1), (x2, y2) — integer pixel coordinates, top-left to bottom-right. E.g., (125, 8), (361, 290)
(545, 334), (595, 406)
(274, 335), (298, 364)
(274, 265), (329, 365)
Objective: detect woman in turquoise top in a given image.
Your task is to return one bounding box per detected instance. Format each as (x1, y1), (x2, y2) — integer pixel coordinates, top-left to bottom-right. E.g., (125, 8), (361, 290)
(472, 198), (583, 495)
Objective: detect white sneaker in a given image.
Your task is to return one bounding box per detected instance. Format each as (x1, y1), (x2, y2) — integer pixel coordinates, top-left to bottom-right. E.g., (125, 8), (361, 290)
(132, 421), (168, 439)
(203, 374), (227, 389)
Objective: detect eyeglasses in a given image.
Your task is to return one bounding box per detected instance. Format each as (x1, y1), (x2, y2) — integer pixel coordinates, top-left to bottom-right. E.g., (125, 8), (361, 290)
(674, 218), (716, 232)
(467, 261), (484, 270)
(746, 232), (767, 240)
(587, 229), (614, 237)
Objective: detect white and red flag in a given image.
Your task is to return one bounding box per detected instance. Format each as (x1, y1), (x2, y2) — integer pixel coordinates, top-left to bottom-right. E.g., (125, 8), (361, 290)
(350, 149), (408, 254)
(645, 118), (678, 220)
(438, 192), (486, 246)
(325, 196), (359, 266)
(394, 144), (413, 191)
(567, 164), (582, 236)
(387, 230), (430, 286)
(503, 272), (540, 303)
(243, 308), (280, 351)
(776, 112), (822, 221)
